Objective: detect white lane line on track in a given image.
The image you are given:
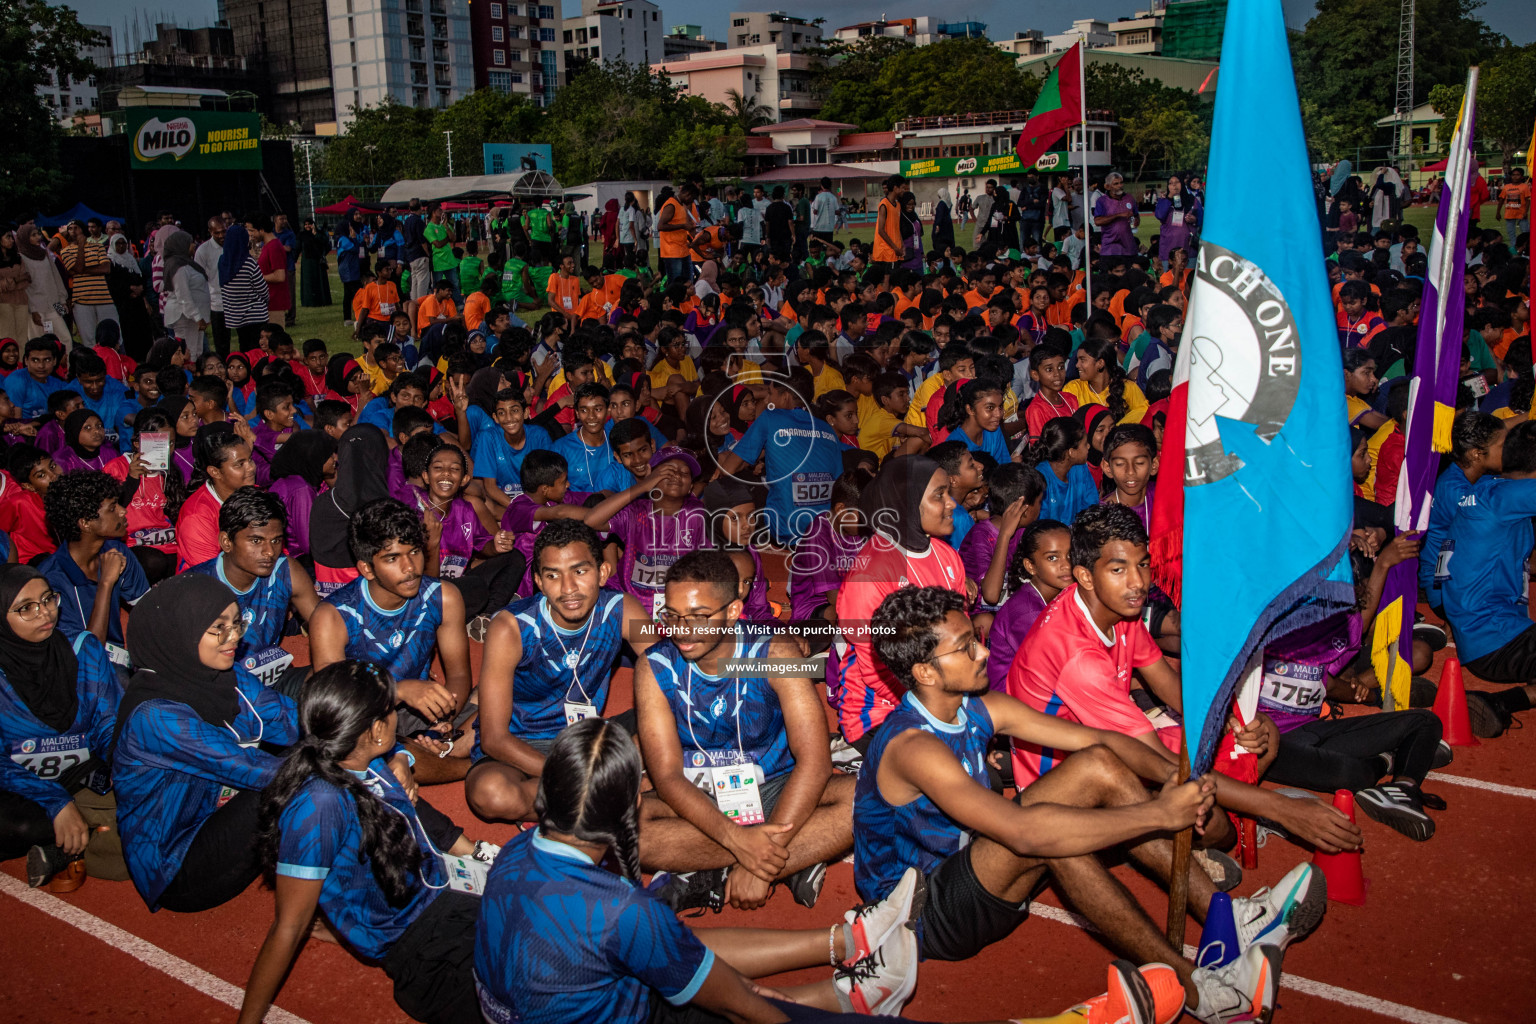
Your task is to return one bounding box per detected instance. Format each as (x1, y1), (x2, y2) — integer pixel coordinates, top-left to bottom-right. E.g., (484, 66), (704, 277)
(1426, 771), (1536, 799)
(0, 873), (313, 1024)
(1028, 902), (1473, 1024)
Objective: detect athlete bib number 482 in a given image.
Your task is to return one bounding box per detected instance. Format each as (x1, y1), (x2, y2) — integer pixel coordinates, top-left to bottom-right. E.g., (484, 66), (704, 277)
(10, 735), (89, 780)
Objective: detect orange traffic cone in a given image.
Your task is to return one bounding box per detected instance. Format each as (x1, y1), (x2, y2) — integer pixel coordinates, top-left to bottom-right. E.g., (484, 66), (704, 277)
(1312, 789), (1367, 906)
(1433, 657), (1480, 747)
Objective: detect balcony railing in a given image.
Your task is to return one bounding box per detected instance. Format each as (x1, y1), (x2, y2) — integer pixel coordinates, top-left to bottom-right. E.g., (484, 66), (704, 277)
(895, 108), (1115, 132)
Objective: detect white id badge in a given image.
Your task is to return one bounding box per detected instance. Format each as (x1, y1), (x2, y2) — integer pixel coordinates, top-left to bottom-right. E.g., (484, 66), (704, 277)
(380, 301), (397, 315)
(1170, 210), (1185, 226)
(242, 646), (295, 687)
(140, 432), (171, 473)
(439, 852), (489, 896)
(105, 642), (131, 668)
(1434, 541), (1454, 584)
(711, 762), (766, 825)
(563, 701), (599, 725)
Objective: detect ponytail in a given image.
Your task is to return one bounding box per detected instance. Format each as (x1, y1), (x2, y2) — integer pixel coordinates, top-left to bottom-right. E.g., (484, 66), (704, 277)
(535, 718), (644, 882)
(1079, 335), (1128, 423)
(1025, 416), (1084, 468)
(938, 378), (1005, 433)
(255, 662), (424, 906)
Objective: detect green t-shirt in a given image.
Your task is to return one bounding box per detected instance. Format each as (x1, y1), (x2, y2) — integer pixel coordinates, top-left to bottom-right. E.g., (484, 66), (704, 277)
(502, 258), (533, 302)
(529, 265), (555, 300)
(458, 255), (484, 293)
(526, 208), (554, 243)
(425, 222), (456, 271)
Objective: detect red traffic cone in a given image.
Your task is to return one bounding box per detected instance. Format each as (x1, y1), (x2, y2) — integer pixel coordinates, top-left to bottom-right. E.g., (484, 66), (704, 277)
(1433, 657), (1480, 747)
(1312, 789), (1367, 906)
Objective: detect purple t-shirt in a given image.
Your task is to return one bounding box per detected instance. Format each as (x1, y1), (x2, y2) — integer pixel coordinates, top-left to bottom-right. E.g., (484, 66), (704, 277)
(35, 420), (65, 459)
(987, 582), (1051, 691)
(740, 546), (774, 623)
(250, 422), (284, 488)
(387, 447), (413, 505)
(408, 485), (491, 578)
(269, 475), (318, 558)
(54, 444), (119, 475)
(959, 519), (1023, 607)
(608, 497), (709, 615)
(172, 444), (196, 485)
(1100, 482), (1156, 533)
(1261, 612), (1363, 734)
(1094, 193), (1139, 256)
(501, 491), (592, 597)
(787, 512), (864, 621)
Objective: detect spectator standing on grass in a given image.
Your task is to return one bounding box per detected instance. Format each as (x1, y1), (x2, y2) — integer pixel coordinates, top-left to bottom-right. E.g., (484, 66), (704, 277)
(1094, 173), (1140, 260)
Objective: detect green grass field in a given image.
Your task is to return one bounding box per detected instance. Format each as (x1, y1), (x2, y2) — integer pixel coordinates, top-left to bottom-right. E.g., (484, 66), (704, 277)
(288, 201), (1471, 357)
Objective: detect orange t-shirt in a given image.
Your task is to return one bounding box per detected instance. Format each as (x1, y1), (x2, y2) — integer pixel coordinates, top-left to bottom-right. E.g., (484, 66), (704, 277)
(356, 281), (401, 322)
(464, 291), (491, 330)
(872, 196), (902, 263)
(657, 198), (696, 259)
(546, 273), (583, 314)
(575, 289), (610, 323)
(1047, 288), (1086, 327)
(416, 294), (457, 332)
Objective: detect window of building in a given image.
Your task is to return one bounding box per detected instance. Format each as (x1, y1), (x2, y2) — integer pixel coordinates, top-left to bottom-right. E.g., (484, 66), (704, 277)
(490, 2), (502, 16)
(510, 71), (524, 83)
(590, 43), (599, 55)
(589, 24), (597, 37)
(494, 49), (506, 64)
(733, 17), (746, 25)
(626, 8), (632, 16)
(787, 147), (827, 165)
(506, 3), (518, 14)
(539, 27), (555, 40)
(562, 29), (572, 42)
(492, 25), (504, 40)
(510, 49), (523, 61)
(489, 70), (511, 92)
(349, 40), (357, 62)
(652, 10), (657, 19)
(508, 25), (520, 37)
(537, 5), (555, 18)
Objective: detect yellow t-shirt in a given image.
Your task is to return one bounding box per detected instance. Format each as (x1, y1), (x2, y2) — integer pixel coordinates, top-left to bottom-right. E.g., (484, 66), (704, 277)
(1346, 394), (1373, 427)
(905, 374), (947, 428)
(728, 356), (764, 384)
(649, 355), (698, 393)
(813, 365), (847, 399)
(859, 396), (900, 460)
(1063, 378), (1149, 424)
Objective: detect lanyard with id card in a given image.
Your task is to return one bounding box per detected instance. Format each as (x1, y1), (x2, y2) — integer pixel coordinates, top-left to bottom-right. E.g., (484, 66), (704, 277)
(682, 658), (766, 826)
(551, 604), (599, 725)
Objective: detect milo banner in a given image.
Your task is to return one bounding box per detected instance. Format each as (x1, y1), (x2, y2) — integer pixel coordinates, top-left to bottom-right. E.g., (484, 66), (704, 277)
(128, 109), (263, 171)
(901, 151), (1069, 179)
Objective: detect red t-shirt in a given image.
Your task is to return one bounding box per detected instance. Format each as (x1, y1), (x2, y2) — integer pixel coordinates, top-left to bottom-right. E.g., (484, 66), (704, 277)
(833, 534), (966, 741)
(175, 482), (224, 571)
(1373, 428), (1405, 509)
(1006, 584), (1166, 786)
(258, 238), (291, 312)
(104, 456), (176, 551)
(0, 472), (55, 563)
(1026, 391), (1080, 442)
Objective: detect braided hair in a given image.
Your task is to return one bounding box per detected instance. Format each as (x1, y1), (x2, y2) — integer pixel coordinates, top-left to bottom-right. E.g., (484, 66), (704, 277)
(254, 661), (425, 907)
(1005, 517), (1073, 595)
(535, 717), (644, 882)
(936, 377), (1006, 434)
(1077, 334), (1129, 423)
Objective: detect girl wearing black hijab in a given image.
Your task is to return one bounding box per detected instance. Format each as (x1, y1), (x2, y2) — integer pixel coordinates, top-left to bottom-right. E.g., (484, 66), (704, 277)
(0, 565), (127, 889)
(111, 574), (302, 912)
(835, 454), (967, 751)
(267, 429), (338, 564)
(309, 424), (391, 594)
(54, 407), (119, 474)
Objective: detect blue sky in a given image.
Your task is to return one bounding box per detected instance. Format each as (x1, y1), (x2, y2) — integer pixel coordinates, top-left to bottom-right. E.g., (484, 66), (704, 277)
(71, 0), (1535, 49)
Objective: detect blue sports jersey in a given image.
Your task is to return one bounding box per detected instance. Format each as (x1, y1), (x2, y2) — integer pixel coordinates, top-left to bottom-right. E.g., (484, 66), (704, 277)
(474, 829), (714, 1024)
(953, 425), (1012, 465)
(326, 576), (444, 681)
(1442, 476), (1536, 662)
(0, 633), (120, 817)
(646, 630), (795, 782)
(5, 371), (65, 420)
(113, 673), (299, 908)
(552, 430), (619, 493)
(1039, 463), (1099, 526)
(275, 756), (446, 961)
(853, 692), (994, 904)
(472, 590), (627, 756)
(949, 504), (975, 552)
(189, 555), (297, 685)
(1419, 464), (1473, 610)
(38, 540), (151, 648)
(470, 424), (554, 498)
(729, 408), (850, 543)
(356, 397), (448, 438)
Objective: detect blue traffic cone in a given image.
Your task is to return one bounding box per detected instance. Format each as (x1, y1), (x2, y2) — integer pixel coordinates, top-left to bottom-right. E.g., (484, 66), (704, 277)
(1196, 891), (1239, 969)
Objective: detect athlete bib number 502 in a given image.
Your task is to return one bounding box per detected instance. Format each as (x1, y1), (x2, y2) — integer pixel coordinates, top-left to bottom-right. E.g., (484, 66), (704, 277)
(792, 478), (832, 506)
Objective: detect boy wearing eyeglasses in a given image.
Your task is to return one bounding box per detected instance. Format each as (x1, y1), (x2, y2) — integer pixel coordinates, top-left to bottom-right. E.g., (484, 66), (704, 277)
(465, 521), (655, 826)
(308, 498), (473, 784)
(633, 550), (854, 915)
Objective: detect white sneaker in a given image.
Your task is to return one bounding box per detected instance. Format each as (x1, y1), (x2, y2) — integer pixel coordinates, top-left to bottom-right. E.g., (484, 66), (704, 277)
(1189, 944), (1281, 1024)
(842, 866), (922, 965)
(834, 918), (918, 1015)
(1228, 862), (1327, 954)
(471, 840), (502, 864)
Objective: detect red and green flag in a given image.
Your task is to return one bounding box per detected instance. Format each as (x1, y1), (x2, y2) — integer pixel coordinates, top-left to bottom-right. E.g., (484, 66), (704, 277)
(1015, 40), (1084, 168)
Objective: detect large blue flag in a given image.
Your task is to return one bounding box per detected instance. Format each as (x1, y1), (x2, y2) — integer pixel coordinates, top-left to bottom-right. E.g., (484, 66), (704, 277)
(1166, 0), (1356, 775)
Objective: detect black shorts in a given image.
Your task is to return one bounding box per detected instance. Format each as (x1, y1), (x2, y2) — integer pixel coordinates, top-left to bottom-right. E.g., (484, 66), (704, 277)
(468, 709), (639, 773)
(382, 889), (482, 1024)
(1464, 623), (1536, 684)
(916, 844), (1031, 962)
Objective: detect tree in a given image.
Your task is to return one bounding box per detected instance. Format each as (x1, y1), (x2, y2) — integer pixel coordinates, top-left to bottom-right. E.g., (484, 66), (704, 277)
(723, 88), (773, 131)
(0, 1), (109, 218)
(1120, 107), (1206, 180)
(321, 101), (444, 196)
(1077, 62), (1211, 179)
(538, 61), (700, 182)
(434, 88), (545, 176)
(815, 37), (1040, 132)
(1426, 41), (1536, 165)
(1292, 0), (1501, 150)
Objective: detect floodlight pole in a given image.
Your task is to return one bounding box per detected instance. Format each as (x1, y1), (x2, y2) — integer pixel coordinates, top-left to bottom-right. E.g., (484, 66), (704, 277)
(444, 130), (454, 177)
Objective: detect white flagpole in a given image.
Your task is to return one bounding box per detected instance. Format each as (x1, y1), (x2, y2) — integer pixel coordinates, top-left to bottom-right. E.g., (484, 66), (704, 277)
(1078, 36), (1092, 308)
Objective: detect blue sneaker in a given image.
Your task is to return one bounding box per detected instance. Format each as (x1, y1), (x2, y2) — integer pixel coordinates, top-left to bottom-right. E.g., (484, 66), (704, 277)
(1198, 862), (1326, 968)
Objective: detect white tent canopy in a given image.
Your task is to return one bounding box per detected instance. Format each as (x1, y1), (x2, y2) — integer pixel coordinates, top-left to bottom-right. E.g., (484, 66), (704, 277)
(380, 169), (562, 204)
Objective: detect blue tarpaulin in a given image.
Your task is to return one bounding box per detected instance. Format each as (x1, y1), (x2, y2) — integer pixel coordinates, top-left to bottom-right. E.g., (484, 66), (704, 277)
(34, 202), (124, 229)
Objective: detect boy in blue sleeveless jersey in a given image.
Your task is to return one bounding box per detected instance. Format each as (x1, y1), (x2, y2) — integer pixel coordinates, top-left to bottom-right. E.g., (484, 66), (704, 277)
(858, 586), (1322, 1024)
(309, 498), (473, 784)
(635, 550), (854, 913)
(188, 488), (321, 698)
(465, 520), (655, 824)
(716, 369), (852, 545)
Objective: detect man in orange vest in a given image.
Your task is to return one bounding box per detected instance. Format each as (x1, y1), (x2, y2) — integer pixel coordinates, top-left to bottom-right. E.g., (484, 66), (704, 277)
(655, 181), (700, 287)
(870, 173), (909, 274)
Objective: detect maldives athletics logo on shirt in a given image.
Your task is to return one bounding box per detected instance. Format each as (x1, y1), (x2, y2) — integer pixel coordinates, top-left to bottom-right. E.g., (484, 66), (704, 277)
(1181, 239), (1303, 487)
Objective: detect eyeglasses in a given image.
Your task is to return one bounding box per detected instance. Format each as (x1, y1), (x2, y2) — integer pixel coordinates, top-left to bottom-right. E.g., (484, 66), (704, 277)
(657, 602), (733, 632)
(11, 591), (61, 621)
(928, 634), (982, 663)
(206, 619), (248, 645)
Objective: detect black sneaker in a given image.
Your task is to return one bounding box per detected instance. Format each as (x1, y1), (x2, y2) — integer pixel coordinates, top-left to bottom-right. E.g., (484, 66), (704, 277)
(653, 868), (727, 915)
(1413, 623), (1449, 653)
(1431, 739), (1454, 770)
(26, 844), (74, 888)
(1356, 782), (1435, 841)
(1409, 676), (1438, 708)
(785, 861), (827, 908)
(1465, 691), (1511, 738)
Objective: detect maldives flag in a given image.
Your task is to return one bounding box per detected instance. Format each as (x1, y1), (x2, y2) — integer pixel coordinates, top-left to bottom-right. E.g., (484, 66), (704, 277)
(1015, 41), (1084, 168)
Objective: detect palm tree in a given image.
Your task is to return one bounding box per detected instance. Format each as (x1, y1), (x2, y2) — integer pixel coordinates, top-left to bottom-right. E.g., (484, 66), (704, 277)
(724, 88), (774, 130)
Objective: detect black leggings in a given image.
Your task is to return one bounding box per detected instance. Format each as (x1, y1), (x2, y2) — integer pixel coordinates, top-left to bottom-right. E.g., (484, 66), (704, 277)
(157, 788), (462, 914)
(0, 789), (57, 862)
(132, 545), (177, 584)
(452, 551), (526, 619)
(1265, 710), (1443, 794)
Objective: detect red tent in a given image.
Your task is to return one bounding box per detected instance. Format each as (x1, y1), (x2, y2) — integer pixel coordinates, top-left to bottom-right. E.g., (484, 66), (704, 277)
(314, 194), (379, 215)
(1418, 157), (1480, 173)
